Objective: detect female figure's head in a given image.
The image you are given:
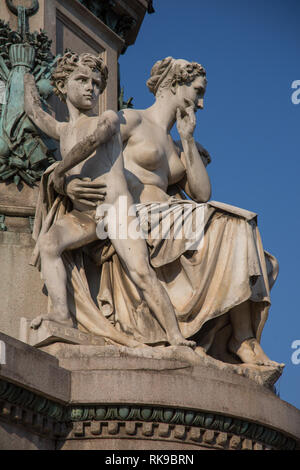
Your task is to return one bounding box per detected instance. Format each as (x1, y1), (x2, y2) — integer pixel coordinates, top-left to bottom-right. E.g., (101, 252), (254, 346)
(147, 57), (207, 112)
(51, 51), (108, 110)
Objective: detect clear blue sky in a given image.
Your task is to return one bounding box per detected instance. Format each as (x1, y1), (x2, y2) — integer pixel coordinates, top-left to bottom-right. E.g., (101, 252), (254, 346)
(119, 0), (300, 410)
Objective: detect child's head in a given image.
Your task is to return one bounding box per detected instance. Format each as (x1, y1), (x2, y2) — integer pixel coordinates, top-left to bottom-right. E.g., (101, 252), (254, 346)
(51, 51), (108, 109)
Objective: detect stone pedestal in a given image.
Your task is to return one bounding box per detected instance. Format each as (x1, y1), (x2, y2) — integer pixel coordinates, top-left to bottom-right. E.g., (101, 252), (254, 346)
(0, 332), (299, 450)
(0, 231), (48, 339)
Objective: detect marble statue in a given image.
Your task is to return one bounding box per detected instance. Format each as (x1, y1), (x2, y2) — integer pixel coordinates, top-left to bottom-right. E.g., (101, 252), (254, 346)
(25, 53), (281, 369)
(24, 51), (195, 350)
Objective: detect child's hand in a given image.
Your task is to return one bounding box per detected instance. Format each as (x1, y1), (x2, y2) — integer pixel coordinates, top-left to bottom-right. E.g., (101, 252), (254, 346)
(65, 177), (107, 207)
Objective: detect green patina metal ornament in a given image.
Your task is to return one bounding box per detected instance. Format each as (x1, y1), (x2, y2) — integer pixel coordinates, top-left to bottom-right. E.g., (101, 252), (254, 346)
(0, 0), (59, 187)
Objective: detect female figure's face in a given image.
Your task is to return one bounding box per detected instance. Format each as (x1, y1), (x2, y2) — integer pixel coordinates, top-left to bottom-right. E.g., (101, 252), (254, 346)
(63, 65), (102, 111)
(175, 75), (206, 113)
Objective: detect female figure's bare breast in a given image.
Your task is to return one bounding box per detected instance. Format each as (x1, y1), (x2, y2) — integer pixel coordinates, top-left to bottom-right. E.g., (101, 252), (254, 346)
(122, 111), (186, 203)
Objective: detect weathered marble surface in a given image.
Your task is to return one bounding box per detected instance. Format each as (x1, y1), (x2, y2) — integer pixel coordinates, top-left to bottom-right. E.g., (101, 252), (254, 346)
(40, 339), (283, 390)
(20, 318), (106, 347)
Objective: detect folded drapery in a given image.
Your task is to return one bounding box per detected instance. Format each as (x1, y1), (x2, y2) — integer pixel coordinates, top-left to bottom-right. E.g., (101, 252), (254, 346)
(31, 166), (279, 360)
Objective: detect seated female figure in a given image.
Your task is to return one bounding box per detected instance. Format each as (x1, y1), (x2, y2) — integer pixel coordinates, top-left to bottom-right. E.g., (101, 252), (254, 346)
(65, 57), (280, 367)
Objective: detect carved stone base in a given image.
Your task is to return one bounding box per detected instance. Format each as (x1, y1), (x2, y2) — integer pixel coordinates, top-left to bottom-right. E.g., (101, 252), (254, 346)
(19, 318), (106, 347)
(19, 318), (284, 389)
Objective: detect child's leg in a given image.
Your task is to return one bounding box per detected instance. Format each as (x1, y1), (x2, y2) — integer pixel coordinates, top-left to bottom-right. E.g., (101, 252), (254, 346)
(105, 200), (196, 349)
(31, 211), (98, 329)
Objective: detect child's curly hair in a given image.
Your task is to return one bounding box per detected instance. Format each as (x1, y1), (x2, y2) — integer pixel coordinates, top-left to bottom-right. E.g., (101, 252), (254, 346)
(51, 51), (108, 101)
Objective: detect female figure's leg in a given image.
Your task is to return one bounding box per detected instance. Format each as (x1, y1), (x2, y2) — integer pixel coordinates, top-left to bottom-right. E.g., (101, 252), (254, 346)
(105, 199), (196, 349)
(229, 301), (281, 366)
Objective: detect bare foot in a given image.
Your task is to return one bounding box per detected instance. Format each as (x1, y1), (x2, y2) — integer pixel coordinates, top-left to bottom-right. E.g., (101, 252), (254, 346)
(228, 336), (284, 367)
(30, 313), (74, 330)
(168, 333), (196, 349)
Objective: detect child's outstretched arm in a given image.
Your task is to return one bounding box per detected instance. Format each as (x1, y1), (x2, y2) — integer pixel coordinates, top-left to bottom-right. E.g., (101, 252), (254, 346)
(24, 73), (61, 141)
(52, 111), (120, 194)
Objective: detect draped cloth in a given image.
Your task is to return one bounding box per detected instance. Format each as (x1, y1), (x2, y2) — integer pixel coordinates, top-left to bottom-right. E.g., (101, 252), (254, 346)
(31, 165), (279, 359)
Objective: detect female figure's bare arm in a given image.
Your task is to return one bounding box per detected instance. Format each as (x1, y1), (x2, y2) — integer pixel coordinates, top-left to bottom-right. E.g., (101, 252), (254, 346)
(24, 74), (61, 141)
(176, 103), (211, 203)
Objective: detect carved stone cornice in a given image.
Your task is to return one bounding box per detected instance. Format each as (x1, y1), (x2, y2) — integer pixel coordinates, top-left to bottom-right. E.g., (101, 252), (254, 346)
(77, 0), (154, 51)
(0, 378), (298, 450)
(0, 378), (70, 440)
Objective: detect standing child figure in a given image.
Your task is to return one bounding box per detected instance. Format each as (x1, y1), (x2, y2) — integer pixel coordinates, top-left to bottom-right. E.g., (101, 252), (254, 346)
(24, 51), (195, 349)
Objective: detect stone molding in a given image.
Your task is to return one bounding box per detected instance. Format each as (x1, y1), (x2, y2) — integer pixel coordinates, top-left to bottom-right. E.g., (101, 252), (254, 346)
(0, 379), (70, 441)
(67, 420), (270, 450)
(1, 335), (299, 450)
(0, 378), (298, 450)
(77, 0), (152, 51)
